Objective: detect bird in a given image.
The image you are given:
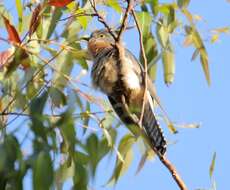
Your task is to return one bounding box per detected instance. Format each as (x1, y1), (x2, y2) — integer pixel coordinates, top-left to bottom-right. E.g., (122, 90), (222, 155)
(88, 29), (167, 155)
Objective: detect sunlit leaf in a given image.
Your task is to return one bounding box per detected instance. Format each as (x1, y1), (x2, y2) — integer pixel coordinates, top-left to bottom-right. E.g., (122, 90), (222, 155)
(106, 0), (122, 13)
(162, 49), (175, 85)
(135, 11), (153, 37)
(15, 0), (23, 32)
(185, 25), (211, 85)
(211, 34), (219, 43)
(74, 9), (90, 30)
(156, 20), (169, 48)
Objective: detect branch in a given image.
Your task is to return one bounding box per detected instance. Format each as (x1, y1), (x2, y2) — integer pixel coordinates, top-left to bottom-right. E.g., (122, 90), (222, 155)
(132, 9), (188, 190)
(131, 10), (148, 126)
(116, 0), (135, 42)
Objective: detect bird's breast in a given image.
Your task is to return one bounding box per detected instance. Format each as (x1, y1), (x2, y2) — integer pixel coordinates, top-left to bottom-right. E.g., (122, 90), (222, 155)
(91, 55), (118, 94)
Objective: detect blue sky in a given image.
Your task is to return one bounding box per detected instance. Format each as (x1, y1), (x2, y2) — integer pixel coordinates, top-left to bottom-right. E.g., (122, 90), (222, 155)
(99, 1), (230, 190)
(1, 0), (230, 190)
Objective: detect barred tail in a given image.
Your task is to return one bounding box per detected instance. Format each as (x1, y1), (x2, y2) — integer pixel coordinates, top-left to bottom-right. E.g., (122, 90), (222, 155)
(142, 101), (167, 155)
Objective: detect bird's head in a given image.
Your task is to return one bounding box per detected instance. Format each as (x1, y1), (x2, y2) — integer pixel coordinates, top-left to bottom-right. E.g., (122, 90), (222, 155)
(87, 29), (115, 58)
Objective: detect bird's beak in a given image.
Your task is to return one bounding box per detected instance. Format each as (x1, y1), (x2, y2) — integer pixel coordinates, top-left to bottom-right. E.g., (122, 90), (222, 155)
(80, 36), (90, 41)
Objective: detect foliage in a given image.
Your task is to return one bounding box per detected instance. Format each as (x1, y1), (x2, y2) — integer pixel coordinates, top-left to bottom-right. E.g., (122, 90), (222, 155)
(0, 0), (214, 189)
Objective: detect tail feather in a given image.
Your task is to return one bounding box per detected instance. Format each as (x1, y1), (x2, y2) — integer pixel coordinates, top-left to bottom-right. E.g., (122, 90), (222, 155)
(142, 100), (167, 155)
(108, 95), (167, 155)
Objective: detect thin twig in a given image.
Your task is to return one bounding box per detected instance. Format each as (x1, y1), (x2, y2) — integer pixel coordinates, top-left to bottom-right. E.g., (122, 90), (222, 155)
(116, 0), (135, 42)
(0, 110), (112, 118)
(89, 0), (117, 40)
(131, 10), (148, 126)
(59, 13), (97, 22)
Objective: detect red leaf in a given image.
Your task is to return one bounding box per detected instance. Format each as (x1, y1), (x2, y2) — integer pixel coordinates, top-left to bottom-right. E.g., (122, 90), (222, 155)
(0, 49), (14, 69)
(2, 16), (21, 44)
(29, 4), (42, 37)
(48, 0), (74, 7)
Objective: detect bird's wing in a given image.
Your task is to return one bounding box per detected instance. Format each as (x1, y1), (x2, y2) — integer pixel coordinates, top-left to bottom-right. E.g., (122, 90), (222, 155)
(125, 49), (171, 124)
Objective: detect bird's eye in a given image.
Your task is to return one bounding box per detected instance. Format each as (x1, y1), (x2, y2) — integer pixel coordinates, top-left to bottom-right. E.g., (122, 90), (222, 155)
(99, 34), (104, 38)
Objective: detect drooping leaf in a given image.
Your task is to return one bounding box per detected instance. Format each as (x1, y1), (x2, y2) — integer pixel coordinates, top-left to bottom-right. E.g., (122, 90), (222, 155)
(33, 151), (53, 190)
(46, 7), (63, 39)
(49, 86), (67, 107)
(135, 11), (153, 37)
(177, 0), (190, 9)
(15, 0), (23, 32)
(56, 110), (76, 154)
(48, 0), (74, 7)
(209, 152), (216, 179)
(29, 91), (48, 140)
(2, 15), (21, 43)
(29, 4), (42, 37)
(162, 49), (175, 85)
(73, 162), (88, 190)
(107, 134), (136, 185)
(141, 33), (158, 80)
(55, 160), (75, 189)
(185, 25), (211, 85)
(156, 20), (169, 48)
(86, 133), (110, 177)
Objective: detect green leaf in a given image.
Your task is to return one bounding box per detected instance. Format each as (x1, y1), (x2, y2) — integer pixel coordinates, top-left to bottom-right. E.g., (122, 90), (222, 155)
(106, 0), (122, 13)
(135, 11), (153, 37)
(52, 50), (73, 90)
(200, 48), (211, 86)
(56, 110), (76, 154)
(55, 161), (75, 189)
(46, 7), (63, 39)
(156, 20), (169, 48)
(185, 25), (211, 85)
(162, 49), (175, 85)
(107, 134), (136, 185)
(29, 91), (48, 140)
(74, 9), (90, 30)
(209, 152), (216, 179)
(73, 163), (88, 190)
(49, 87), (67, 107)
(177, 0), (190, 9)
(148, 0), (159, 16)
(33, 151), (53, 190)
(15, 0), (23, 32)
